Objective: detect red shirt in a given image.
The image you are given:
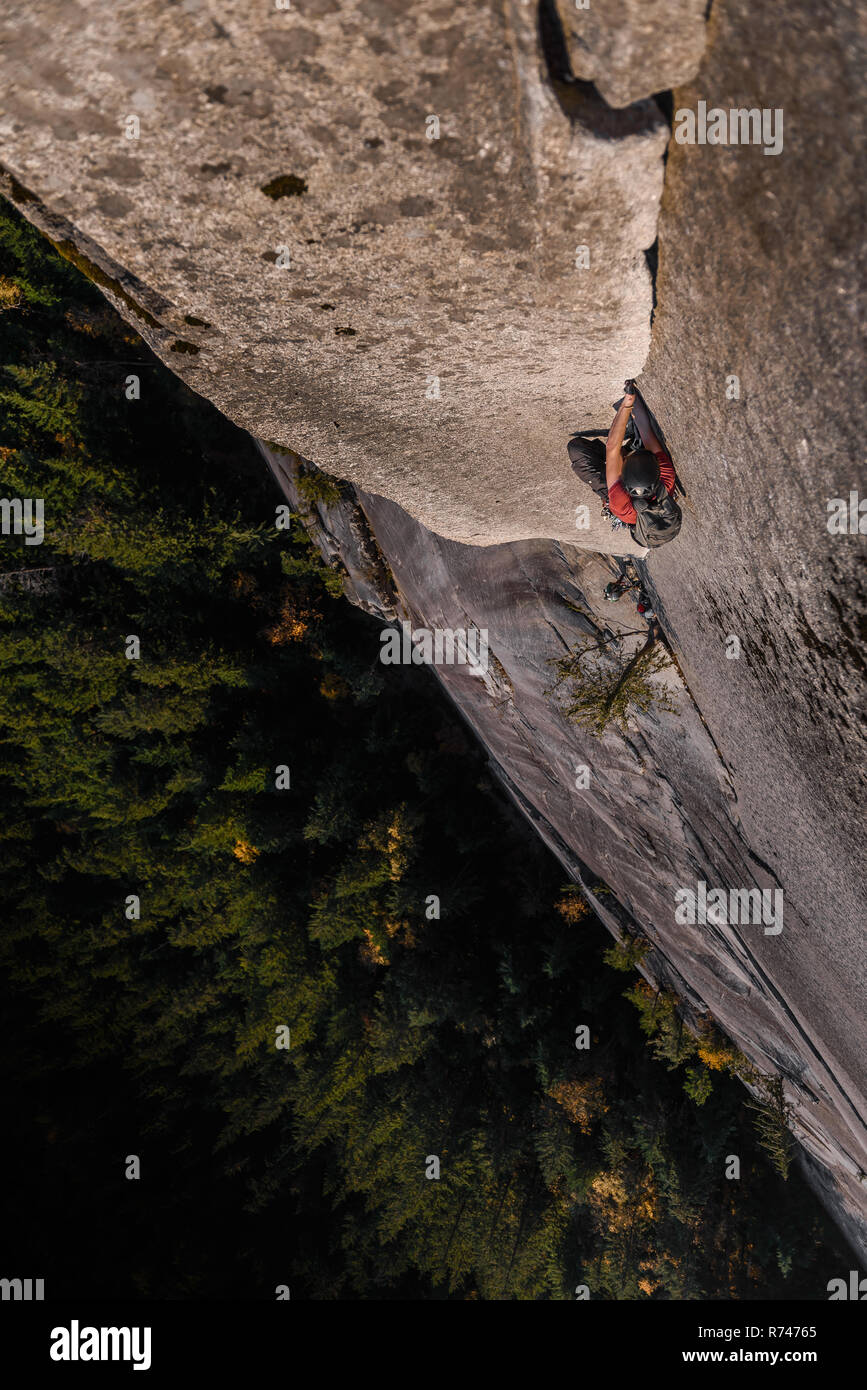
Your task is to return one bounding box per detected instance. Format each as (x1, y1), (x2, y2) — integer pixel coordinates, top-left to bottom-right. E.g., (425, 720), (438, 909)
(608, 450), (676, 524)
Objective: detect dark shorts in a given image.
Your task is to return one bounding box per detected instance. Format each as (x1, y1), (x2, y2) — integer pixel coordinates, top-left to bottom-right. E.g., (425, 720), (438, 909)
(567, 435), (608, 501)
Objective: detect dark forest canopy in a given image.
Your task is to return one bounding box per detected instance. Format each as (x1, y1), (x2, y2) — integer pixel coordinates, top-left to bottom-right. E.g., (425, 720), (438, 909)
(0, 200), (846, 1299)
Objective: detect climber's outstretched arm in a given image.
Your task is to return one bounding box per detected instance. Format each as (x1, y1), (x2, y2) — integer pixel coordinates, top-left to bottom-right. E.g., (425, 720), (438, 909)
(631, 394), (663, 455)
(605, 390), (635, 490)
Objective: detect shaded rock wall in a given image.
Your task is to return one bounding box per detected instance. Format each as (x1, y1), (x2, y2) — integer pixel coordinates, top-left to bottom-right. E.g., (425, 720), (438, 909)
(264, 442), (867, 1263)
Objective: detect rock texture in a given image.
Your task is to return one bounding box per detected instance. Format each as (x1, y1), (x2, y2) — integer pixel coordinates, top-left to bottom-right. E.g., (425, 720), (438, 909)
(554, 0), (707, 108)
(2, 0), (865, 1263)
(636, 0), (867, 1251)
(0, 0), (667, 548)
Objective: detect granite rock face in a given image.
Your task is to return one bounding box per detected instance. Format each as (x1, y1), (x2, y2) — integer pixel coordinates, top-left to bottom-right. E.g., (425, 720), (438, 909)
(2, 0), (866, 1261)
(640, 0), (866, 1243)
(0, 0), (669, 548)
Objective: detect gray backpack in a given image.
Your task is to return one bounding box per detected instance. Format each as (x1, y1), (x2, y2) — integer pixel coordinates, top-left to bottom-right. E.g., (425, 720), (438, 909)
(630, 480), (682, 548)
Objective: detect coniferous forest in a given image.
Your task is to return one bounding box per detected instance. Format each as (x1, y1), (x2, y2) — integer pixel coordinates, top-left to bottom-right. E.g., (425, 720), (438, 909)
(0, 200), (848, 1300)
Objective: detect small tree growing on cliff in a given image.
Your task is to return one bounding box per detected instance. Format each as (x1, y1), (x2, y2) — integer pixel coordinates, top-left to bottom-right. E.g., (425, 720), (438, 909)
(554, 885), (591, 925)
(549, 624), (677, 736)
(747, 1076), (794, 1180)
(297, 465), (343, 509)
(624, 981), (698, 1070)
(603, 933), (651, 973)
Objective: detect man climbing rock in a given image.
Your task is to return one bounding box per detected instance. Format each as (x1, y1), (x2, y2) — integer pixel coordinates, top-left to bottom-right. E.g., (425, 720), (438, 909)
(568, 382), (682, 548)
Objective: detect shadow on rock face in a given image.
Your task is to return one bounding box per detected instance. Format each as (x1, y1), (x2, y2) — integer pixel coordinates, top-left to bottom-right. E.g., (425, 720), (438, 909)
(537, 0), (670, 137)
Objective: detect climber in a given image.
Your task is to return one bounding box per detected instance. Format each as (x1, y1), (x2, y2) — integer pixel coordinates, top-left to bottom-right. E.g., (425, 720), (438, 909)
(567, 382), (682, 548)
